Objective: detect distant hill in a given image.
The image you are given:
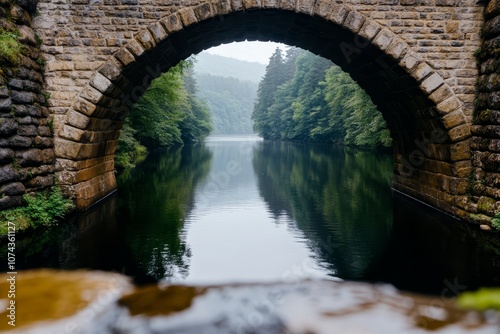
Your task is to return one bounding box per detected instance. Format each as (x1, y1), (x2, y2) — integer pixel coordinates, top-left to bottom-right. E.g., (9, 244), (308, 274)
(194, 73), (257, 134)
(193, 52), (266, 83)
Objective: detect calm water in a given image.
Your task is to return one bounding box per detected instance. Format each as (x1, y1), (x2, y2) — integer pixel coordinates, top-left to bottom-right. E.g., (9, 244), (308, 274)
(8, 136), (500, 294)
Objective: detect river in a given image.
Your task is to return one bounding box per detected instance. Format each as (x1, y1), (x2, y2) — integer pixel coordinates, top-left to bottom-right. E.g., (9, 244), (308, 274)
(8, 135), (500, 295)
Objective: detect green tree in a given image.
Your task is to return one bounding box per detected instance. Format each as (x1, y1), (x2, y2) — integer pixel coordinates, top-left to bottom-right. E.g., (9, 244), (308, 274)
(252, 48), (287, 138)
(116, 61), (213, 169)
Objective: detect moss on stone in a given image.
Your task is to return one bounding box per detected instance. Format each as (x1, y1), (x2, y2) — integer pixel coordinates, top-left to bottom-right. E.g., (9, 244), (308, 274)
(0, 30), (22, 65)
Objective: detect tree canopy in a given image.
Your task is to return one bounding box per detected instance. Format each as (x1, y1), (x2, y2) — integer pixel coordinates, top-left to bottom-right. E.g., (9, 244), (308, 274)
(252, 48), (391, 148)
(116, 61), (213, 169)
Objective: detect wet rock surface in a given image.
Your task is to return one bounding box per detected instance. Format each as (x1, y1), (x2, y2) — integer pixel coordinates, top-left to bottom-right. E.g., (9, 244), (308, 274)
(1, 270), (498, 333)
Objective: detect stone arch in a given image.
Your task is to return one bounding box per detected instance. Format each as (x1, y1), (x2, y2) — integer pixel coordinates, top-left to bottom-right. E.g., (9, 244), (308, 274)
(54, 0), (472, 214)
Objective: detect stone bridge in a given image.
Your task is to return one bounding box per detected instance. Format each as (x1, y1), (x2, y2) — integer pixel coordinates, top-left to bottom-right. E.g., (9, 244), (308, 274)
(0, 0), (499, 225)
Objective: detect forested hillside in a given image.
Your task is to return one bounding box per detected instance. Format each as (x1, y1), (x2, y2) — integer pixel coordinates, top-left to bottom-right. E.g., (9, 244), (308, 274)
(252, 48), (391, 148)
(116, 61), (213, 169)
(192, 53), (266, 134)
(194, 74), (257, 134)
(194, 52), (266, 83)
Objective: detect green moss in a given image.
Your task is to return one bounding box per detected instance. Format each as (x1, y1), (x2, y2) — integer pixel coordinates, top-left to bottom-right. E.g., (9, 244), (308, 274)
(0, 186), (74, 237)
(458, 288), (500, 311)
(0, 31), (22, 65)
(492, 212), (500, 231)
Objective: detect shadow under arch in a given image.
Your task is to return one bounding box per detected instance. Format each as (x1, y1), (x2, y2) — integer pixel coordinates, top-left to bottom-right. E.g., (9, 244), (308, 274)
(54, 4), (471, 215)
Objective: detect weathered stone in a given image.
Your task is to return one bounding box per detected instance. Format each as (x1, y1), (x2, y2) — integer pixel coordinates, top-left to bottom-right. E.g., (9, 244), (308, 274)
(373, 28), (394, 51)
(421, 73), (444, 94)
(18, 25), (37, 46)
(0, 182), (25, 196)
(0, 98), (12, 111)
(11, 90), (36, 104)
(0, 195), (23, 210)
(0, 165), (19, 184)
(16, 149), (43, 167)
(0, 148), (14, 164)
(3, 135), (32, 147)
(0, 118), (18, 136)
(34, 136), (53, 148)
(344, 11), (365, 33)
(18, 124), (37, 136)
(26, 175), (54, 188)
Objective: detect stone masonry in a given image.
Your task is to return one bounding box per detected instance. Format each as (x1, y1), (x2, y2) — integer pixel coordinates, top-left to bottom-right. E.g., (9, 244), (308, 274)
(0, 0), (497, 227)
(0, 0), (55, 210)
(470, 0), (500, 223)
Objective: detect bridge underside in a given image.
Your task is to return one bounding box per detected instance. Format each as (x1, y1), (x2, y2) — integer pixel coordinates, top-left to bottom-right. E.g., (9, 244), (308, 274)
(52, 7), (472, 218)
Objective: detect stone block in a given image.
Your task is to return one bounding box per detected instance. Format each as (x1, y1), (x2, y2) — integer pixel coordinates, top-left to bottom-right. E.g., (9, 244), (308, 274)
(373, 28), (394, 51)
(148, 22), (168, 44)
(328, 5), (348, 25)
(37, 126), (52, 137)
(0, 98), (12, 112)
(160, 13), (183, 34)
(18, 125), (37, 136)
(34, 136), (53, 148)
(279, 0), (295, 10)
(0, 195), (23, 210)
(16, 149), (43, 167)
(179, 8), (198, 27)
(428, 85), (453, 105)
(3, 135), (32, 148)
(212, 0), (231, 14)
(442, 110), (466, 130)
(0, 86), (9, 98)
(0, 165), (19, 184)
(0, 148), (14, 164)
(400, 53), (419, 73)
(448, 124), (471, 143)
(436, 97), (460, 115)
(59, 124), (85, 142)
(194, 3), (214, 21)
(11, 90), (36, 104)
(135, 30), (156, 51)
(80, 85), (104, 105)
(115, 48), (135, 67)
(421, 73), (444, 94)
(412, 62), (433, 81)
(0, 118), (18, 136)
(90, 73), (114, 95)
(98, 59), (123, 82)
(449, 139), (471, 162)
(67, 110), (90, 130)
(26, 175), (54, 188)
(344, 11), (365, 33)
(0, 182), (25, 196)
(18, 25), (37, 46)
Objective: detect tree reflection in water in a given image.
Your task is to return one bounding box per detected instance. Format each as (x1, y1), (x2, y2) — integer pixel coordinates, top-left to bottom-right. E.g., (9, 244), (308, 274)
(253, 141), (394, 280)
(116, 144), (212, 281)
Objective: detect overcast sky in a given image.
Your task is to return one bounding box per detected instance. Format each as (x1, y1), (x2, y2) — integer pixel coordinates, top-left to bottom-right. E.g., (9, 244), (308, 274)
(204, 41), (287, 65)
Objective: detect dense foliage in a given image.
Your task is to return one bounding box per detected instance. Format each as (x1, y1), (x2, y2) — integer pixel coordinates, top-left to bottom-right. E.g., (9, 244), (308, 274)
(0, 187), (75, 236)
(252, 48), (391, 148)
(195, 74), (257, 134)
(116, 61), (213, 169)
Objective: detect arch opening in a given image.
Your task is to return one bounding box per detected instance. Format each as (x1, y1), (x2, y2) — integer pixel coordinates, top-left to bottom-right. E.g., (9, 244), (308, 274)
(54, 7), (471, 212)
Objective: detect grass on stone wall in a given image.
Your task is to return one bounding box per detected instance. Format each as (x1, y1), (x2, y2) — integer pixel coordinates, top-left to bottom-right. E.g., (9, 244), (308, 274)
(0, 30), (22, 65)
(0, 186), (74, 237)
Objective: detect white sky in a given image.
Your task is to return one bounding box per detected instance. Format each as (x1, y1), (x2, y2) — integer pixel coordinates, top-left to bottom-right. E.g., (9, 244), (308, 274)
(205, 41), (287, 65)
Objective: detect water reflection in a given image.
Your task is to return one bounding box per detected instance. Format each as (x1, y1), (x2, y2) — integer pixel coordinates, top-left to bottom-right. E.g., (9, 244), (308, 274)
(116, 144), (212, 281)
(252, 141), (394, 279)
(4, 137), (500, 294)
